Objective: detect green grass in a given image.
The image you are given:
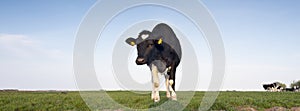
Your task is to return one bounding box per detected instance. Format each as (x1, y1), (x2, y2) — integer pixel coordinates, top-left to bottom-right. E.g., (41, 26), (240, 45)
(0, 91), (299, 111)
(0, 91), (89, 110)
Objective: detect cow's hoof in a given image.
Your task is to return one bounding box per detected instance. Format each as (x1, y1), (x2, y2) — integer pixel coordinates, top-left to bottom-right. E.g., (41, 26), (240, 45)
(152, 93), (160, 102)
(166, 92), (171, 98)
(171, 94), (177, 100)
(171, 97), (177, 101)
(153, 96), (160, 102)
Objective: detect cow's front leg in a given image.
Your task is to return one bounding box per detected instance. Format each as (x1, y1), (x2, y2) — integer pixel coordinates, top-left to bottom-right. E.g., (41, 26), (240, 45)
(151, 64), (160, 102)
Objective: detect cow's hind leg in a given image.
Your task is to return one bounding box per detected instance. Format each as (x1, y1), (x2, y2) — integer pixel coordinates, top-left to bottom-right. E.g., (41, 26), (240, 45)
(168, 80), (177, 100)
(164, 74), (171, 98)
(168, 65), (177, 100)
(151, 64), (160, 102)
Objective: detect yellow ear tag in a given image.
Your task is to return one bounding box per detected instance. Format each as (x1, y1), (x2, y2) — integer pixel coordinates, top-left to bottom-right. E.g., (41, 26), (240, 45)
(130, 41), (135, 46)
(157, 38), (163, 44)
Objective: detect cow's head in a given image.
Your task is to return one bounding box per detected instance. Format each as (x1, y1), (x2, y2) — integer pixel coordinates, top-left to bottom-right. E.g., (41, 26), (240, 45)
(125, 30), (163, 65)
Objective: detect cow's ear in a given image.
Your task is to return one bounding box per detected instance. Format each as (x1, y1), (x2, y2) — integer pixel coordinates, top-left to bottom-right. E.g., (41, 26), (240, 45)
(125, 37), (136, 46)
(157, 38), (163, 45)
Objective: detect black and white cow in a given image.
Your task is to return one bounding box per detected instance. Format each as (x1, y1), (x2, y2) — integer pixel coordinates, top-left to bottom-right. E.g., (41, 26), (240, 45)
(125, 23), (181, 102)
(284, 86), (299, 92)
(284, 87), (295, 92)
(263, 83), (280, 92)
(295, 86), (300, 92)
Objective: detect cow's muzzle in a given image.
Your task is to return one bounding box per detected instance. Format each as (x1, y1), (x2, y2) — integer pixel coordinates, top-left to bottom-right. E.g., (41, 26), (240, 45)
(136, 57), (146, 65)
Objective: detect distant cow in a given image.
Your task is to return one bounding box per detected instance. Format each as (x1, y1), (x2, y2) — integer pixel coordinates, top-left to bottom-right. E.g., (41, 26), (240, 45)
(276, 86), (282, 90)
(263, 83), (281, 92)
(284, 87), (295, 92)
(284, 86), (299, 92)
(295, 86), (300, 92)
(125, 23), (181, 102)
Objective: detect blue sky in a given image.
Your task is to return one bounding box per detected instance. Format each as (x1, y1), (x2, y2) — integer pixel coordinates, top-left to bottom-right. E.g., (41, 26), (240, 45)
(0, 0), (299, 91)
(203, 1), (300, 90)
(0, 0), (96, 90)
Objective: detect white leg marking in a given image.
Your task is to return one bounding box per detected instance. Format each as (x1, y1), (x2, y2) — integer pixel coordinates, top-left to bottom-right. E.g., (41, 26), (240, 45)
(165, 75), (171, 98)
(151, 64), (160, 102)
(169, 79), (177, 100)
(169, 79), (174, 86)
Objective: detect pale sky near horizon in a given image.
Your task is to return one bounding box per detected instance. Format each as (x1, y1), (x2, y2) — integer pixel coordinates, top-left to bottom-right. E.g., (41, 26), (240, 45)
(0, 0), (299, 91)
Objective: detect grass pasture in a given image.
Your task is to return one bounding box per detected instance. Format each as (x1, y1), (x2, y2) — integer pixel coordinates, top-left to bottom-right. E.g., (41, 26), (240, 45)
(0, 91), (299, 111)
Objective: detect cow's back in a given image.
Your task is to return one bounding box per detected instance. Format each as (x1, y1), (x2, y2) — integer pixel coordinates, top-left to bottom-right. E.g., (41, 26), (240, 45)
(150, 23), (182, 59)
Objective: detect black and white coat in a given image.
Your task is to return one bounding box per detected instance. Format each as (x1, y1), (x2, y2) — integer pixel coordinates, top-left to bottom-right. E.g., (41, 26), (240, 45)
(125, 23), (182, 102)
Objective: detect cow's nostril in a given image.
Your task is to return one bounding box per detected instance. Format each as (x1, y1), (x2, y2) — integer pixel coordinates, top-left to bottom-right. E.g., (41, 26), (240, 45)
(136, 58), (146, 65)
(137, 58), (145, 62)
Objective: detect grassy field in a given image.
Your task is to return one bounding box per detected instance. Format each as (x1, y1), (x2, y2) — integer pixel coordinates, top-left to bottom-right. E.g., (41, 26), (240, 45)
(0, 91), (300, 111)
